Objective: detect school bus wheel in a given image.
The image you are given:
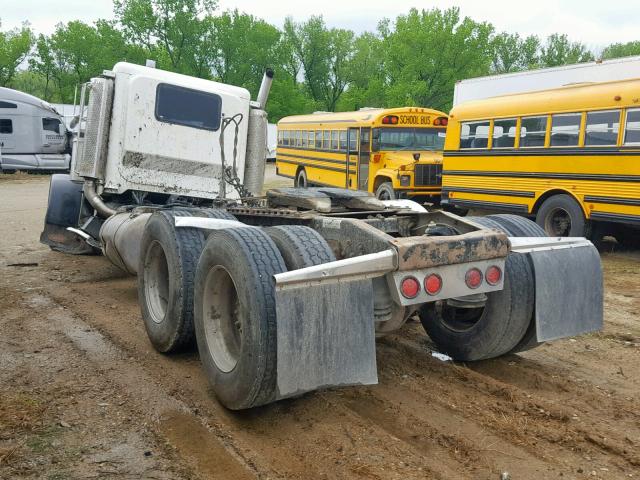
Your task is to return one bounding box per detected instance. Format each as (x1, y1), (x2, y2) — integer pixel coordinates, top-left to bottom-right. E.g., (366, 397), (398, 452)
(535, 194), (587, 237)
(375, 181), (396, 200)
(294, 168), (308, 188)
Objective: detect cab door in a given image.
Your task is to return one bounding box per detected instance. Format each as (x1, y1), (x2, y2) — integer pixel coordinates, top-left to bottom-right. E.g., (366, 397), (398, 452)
(347, 127), (359, 189)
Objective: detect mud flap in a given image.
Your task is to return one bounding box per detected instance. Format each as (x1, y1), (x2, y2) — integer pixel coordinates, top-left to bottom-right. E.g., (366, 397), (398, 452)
(274, 279), (378, 400)
(521, 241), (603, 342)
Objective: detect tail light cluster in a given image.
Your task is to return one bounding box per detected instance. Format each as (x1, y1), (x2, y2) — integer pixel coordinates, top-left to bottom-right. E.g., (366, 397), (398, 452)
(399, 265), (502, 299)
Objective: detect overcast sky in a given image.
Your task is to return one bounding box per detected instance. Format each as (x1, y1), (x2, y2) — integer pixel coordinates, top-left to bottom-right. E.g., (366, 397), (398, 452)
(2, 0), (638, 53)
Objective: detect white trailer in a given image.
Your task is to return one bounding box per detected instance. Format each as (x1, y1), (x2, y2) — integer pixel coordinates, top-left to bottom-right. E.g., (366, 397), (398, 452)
(40, 62), (603, 410)
(453, 55), (640, 106)
(0, 87), (70, 173)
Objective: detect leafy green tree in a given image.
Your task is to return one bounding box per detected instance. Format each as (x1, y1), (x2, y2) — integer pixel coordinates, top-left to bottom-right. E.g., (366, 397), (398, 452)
(114, 0), (217, 73)
(491, 32), (540, 73)
(601, 41), (640, 60)
(381, 7), (494, 111)
(0, 20), (34, 86)
(539, 33), (594, 67)
(337, 32), (386, 110)
(208, 10), (281, 93)
(284, 16), (355, 111)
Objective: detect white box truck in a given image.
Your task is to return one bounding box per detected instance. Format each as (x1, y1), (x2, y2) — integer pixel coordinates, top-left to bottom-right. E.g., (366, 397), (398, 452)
(453, 55), (640, 106)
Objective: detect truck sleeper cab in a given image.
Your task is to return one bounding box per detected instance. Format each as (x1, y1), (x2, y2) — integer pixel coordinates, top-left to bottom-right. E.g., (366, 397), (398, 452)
(0, 87), (69, 173)
(41, 62), (603, 410)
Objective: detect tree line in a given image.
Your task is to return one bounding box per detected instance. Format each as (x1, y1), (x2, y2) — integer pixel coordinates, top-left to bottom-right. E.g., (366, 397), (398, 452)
(1, 0), (639, 121)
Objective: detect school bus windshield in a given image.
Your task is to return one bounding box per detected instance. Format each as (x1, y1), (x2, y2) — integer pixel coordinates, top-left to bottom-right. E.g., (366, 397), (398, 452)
(376, 127), (445, 151)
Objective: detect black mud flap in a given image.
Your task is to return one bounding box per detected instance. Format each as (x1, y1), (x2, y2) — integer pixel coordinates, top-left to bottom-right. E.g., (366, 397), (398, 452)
(40, 174), (95, 255)
(274, 279), (378, 400)
(525, 242), (603, 342)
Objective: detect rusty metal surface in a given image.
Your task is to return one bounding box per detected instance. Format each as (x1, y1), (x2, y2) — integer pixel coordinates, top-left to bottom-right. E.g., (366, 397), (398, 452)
(392, 229), (510, 270)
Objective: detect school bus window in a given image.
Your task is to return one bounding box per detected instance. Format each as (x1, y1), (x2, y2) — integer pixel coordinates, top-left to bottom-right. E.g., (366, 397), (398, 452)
(584, 110), (620, 146)
(550, 113), (581, 147)
(322, 130), (330, 149)
(303, 130), (309, 148)
(339, 130), (347, 151)
(460, 121), (490, 149)
(520, 116), (547, 147)
(624, 109), (640, 145)
(492, 118), (517, 148)
(349, 130), (358, 151)
(296, 130), (302, 147)
(331, 131), (339, 150)
(308, 131), (315, 148)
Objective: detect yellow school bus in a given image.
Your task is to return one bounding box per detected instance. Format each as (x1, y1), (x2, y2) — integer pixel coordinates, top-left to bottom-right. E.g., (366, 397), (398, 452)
(442, 78), (640, 245)
(275, 107), (448, 200)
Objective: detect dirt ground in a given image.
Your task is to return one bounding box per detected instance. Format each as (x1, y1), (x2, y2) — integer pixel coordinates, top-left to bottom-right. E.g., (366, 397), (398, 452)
(0, 167), (638, 480)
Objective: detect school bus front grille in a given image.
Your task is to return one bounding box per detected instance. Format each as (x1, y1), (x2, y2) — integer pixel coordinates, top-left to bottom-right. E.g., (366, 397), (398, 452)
(415, 164), (442, 186)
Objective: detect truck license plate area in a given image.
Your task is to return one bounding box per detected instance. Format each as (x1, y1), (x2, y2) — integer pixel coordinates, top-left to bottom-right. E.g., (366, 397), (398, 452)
(387, 258), (505, 306)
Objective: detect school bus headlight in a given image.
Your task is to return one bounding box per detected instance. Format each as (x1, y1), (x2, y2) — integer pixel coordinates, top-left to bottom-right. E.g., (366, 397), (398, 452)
(400, 175), (411, 186)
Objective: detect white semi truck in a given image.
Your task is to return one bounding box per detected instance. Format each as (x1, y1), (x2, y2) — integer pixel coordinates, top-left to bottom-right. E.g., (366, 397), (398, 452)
(453, 55), (640, 106)
(0, 87), (70, 173)
(40, 62), (603, 410)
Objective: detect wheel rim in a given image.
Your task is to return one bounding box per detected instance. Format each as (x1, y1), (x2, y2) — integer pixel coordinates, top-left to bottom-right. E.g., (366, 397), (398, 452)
(144, 240), (170, 324)
(436, 301), (485, 333)
(202, 265), (242, 373)
(544, 207), (572, 236)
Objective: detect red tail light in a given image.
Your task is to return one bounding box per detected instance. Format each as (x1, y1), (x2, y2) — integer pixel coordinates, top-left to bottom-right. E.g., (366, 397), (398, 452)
(485, 265), (502, 285)
(465, 268), (483, 289)
(382, 115), (399, 125)
(424, 274), (442, 295)
(400, 276), (420, 299)
(433, 117), (448, 127)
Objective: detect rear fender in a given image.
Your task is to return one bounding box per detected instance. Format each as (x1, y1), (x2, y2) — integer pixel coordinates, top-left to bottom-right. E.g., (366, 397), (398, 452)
(40, 174), (95, 254)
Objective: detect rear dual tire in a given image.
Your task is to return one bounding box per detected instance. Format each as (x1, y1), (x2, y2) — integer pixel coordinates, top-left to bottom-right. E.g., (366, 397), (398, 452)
(420, 215), (543, 361)
(194, 225), (335, 410)
(138, 208), (237, 353)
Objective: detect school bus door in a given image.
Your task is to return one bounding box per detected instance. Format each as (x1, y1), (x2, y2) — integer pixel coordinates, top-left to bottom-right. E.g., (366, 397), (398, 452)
(358, 128), (371, 191)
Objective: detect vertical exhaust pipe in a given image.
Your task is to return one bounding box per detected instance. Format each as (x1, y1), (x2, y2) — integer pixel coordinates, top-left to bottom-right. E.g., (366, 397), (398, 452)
(256, 68), (274, 109)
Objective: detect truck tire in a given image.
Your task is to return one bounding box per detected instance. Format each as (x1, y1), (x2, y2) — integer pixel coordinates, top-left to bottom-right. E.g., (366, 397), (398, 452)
(295, 168), (308, 188)
(466, 215), (545, 355)
(194, 227), (286, 410)
(375, 182), (396, 200)
(419, 251), (534, 361)
(264, 225), (335, 270)
(535, 194), (587, 237)
(138, 208), (235, 353)
(487, 214), (546, 237)
(466, 215), (546, 237)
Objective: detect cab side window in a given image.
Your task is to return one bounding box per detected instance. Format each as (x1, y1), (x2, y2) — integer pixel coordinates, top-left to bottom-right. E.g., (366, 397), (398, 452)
(0, 119), (12, 134)
(43, 118), (62, 133)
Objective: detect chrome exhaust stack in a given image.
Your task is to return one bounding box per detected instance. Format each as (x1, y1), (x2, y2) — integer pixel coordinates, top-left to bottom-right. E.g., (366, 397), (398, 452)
(256, 68), (274, 110)
(242, 68), (274, 196)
